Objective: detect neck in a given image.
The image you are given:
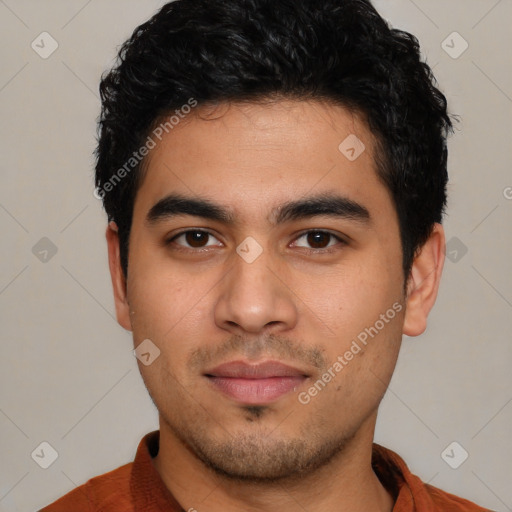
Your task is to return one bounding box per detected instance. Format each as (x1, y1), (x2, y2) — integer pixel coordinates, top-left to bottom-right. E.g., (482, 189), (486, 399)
(152, 413), (394, 512)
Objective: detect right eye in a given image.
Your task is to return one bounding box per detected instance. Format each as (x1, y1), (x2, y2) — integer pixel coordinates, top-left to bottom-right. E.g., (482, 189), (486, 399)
(167, 229), (223, 250)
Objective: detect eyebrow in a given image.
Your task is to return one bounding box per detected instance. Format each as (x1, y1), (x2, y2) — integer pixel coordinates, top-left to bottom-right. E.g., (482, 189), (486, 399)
(145, 192), (371, 227)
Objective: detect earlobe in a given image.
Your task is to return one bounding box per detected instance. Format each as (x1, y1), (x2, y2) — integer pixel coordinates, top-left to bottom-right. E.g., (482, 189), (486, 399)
(106, 221), (132, 331)
(402, 223), (445, 337)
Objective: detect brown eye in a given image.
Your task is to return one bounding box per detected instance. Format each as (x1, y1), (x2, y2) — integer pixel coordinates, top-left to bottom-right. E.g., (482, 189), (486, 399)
(185, 231), (210, 247)
(171, 230), (222, 249)
(293, 230), (344, 251)
(306, 231), (332, 249)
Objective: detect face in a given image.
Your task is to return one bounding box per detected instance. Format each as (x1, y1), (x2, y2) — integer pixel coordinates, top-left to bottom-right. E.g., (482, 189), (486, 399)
(110, 99), (422, 481)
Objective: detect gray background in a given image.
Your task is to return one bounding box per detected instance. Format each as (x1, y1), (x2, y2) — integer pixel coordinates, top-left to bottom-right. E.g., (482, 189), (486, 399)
(0, 1), (511, 510)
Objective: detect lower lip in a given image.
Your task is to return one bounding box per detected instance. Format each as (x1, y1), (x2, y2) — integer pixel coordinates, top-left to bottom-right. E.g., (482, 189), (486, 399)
(207, 376), (305, 404)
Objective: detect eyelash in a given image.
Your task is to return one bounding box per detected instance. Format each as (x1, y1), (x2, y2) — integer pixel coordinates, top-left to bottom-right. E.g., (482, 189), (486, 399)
(166, 229), (347, 254)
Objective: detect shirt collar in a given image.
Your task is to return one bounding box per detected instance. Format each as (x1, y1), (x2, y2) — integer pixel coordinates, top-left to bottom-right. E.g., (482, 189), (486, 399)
(130, 431), (434, 511)
(130, 430), (183, 511)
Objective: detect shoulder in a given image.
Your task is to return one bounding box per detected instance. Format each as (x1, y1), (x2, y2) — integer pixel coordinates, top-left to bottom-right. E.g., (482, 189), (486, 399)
(426, 483), (494, 512)
(372, 444), (493, 512)
(39, 462), (134, 512)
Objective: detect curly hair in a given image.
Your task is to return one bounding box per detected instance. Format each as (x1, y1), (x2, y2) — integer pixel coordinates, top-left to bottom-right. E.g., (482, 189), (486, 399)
(95, 0), (453, 278)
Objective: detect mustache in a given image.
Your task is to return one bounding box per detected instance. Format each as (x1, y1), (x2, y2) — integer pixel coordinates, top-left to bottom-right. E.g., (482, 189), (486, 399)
(188, 333), (327, 372)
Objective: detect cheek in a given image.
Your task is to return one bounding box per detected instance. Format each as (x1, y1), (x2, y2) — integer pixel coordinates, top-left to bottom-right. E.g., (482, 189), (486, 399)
(127, 256), (206, 333)
(127, 267), (218, 377)
(298, 260), (401, 339)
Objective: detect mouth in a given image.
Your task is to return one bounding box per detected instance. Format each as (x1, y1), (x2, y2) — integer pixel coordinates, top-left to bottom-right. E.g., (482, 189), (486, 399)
(204, 360), (309, 405)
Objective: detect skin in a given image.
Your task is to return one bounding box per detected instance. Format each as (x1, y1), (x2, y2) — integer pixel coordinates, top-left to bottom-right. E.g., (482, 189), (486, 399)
(106, 99), (445, 512)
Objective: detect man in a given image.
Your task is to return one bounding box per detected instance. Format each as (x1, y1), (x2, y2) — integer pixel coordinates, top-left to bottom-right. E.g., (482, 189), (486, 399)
(41, 0), (491, 510)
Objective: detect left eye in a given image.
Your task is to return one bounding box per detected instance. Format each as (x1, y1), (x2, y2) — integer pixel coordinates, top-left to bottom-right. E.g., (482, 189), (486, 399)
(293, 231), (343, 250)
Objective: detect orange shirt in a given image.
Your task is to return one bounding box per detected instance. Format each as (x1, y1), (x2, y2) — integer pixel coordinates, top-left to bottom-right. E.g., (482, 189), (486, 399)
(40, 431), (491, 511)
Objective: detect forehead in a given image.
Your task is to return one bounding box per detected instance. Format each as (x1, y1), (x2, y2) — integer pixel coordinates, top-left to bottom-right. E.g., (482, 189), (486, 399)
(133, 99), (392, 223)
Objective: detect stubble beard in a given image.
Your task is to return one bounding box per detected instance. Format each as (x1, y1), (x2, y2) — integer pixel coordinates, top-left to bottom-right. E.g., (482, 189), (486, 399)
(161, 403), (357, 483)
(146, 333), (371, 483)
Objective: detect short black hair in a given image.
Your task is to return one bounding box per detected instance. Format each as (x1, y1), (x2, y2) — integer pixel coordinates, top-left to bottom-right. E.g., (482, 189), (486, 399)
(95, 0), (453, 279)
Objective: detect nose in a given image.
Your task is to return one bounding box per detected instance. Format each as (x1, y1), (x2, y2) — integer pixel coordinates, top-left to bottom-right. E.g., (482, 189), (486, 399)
(214, 247), (298, 335)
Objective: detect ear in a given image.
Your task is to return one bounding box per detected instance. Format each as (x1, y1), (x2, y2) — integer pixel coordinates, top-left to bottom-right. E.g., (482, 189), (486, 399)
(106, 221), (132, 331)
(403, 223), (445, 337)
